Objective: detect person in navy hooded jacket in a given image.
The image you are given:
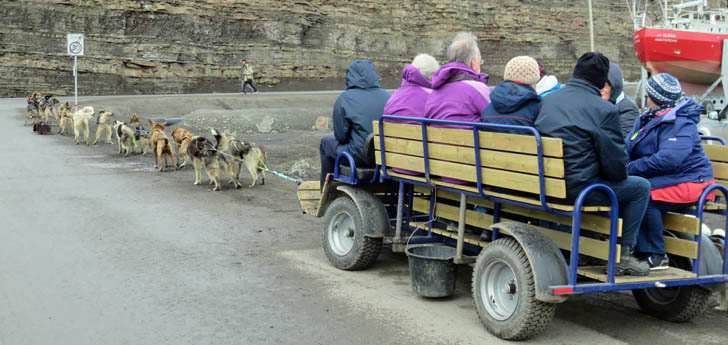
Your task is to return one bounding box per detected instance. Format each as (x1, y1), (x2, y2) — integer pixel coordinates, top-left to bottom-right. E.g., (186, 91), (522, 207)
(627, 73), (715, 270)
(319, 59), (390, 189)
(481, 56), (541, 132)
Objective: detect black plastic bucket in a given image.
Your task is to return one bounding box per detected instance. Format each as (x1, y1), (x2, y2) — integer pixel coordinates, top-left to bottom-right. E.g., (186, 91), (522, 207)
(406, 245), (457, 298)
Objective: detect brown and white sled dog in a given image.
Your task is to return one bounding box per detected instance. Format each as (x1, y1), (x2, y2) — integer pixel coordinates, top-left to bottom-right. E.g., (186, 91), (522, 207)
(187, 136), (223, 191)
(209, 128), (244, 188)
(24, 93), (43, 126)
(73, 106), (95, 145)
(92, 110), (114, 145)
(211, 128), (266, 188)
(57, 102), (73, 135)
(150, 120), (178, 171)
(171, 127), (195, 168)
(113, 120), (135, 155)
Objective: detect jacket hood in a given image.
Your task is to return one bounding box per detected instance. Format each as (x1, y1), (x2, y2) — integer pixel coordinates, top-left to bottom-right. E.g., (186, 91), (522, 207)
(490, 81), (540, 114)
(535, 75), (559, 95)
(401, 64), (432, 88)
(346, 60), (381, 89)
(430, 62), (485, 89)
(674, 97), (704, 123)
(607, 63), (624, 104)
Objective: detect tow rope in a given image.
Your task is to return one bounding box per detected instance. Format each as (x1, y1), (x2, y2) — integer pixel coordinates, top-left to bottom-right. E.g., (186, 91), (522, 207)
(218, 151), (303, 185)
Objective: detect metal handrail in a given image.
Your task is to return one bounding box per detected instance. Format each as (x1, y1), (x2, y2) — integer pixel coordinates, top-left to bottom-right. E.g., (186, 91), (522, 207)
(570, 183), (620, 285)
(333, 151), (357, 185)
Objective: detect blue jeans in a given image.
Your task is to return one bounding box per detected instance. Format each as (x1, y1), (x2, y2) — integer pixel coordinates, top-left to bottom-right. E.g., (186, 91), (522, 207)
(582, 176), (651, 247)
(636, 200), (693, 255)
(242, 79), (258, 93)
(319, 136), (338, 190)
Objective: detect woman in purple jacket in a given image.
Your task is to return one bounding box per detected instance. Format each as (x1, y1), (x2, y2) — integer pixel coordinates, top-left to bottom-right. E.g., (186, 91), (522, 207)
(383, 54), (439, 175)
(383, 54), (439, 124)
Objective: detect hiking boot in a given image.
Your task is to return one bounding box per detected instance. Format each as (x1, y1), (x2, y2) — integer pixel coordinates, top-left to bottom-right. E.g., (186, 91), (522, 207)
(614, 246), (649, 276)
(641, 253), (669, 271)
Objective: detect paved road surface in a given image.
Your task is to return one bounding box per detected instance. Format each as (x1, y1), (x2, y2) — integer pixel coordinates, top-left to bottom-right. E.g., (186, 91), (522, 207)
(1, 96), (726, 345)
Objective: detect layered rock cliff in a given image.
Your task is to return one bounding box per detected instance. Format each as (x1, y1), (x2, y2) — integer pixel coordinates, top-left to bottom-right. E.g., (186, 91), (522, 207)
(0, 0), (639, 97)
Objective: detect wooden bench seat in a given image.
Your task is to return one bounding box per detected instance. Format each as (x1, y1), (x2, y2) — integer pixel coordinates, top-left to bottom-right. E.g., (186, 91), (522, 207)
(375, 120), (721, 265)
(374, 121), (569, 200)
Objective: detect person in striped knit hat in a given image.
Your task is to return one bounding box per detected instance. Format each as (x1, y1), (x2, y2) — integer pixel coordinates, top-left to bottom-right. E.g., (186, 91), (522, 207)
(626, 73), (714, 270)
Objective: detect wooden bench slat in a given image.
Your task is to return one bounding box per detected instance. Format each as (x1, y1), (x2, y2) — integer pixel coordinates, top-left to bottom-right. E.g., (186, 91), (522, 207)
(412, 197), (620, 262)
(373, 121), (564, 157)
(401, 173), (609, 212)
(411, 222), (486, 246)
(712, 161), (728, 180)
(417, 186), (622, 237)
(664, 236), (698, 259)
(577, 266), (695, 283)
(703, 143), (728, 163)
(377, 152), (567, 198)
(713, 179), (728, 193)
(663, 213), (700, 235)
(374, 136), (565, 178)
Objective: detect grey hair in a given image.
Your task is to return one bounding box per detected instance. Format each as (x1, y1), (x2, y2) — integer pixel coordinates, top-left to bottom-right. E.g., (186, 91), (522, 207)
(447, 32), (479, 65)
(411, 54), (440, 79)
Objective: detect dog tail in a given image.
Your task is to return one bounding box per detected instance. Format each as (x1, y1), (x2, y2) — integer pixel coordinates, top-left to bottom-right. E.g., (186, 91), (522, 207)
(210, 128), (221, 149)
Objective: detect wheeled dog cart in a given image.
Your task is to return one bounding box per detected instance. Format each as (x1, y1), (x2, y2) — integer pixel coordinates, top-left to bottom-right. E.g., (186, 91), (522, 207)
(297, 117), (728, 340)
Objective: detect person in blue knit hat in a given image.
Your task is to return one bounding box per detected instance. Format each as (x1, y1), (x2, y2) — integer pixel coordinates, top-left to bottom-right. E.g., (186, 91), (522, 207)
(627, 73), (715, 270)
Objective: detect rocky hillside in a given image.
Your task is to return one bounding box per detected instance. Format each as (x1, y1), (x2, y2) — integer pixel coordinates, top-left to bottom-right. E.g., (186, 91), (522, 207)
(0, 0), (639, 97)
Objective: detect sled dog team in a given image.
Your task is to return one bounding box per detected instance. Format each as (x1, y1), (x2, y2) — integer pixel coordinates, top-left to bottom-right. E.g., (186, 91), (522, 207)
(24, 94), (267, 191)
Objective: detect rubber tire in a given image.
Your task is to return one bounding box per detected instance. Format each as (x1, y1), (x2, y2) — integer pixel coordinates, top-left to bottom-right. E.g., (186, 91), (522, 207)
(322, 196), (382, 271)
(632, 255), (711, 322)
(472, 238), (556, 340)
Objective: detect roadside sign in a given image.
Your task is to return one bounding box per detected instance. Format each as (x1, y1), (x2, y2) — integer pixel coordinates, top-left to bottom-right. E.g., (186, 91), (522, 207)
(67, 34), (84, 56)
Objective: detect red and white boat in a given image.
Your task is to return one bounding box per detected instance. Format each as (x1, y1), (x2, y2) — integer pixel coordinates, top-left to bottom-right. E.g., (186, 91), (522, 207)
(630, 0), (728, 111)
(634, 27), (728, 85)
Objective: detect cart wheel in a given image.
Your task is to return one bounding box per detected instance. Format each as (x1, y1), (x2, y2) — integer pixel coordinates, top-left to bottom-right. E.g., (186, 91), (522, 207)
(322, 196), (382, 270)
(472, 238), (555, 340)
(632, 256), (711, 322)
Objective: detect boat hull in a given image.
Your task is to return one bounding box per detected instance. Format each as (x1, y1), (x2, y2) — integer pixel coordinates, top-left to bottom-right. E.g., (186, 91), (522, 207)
(634, 27), (728, 84)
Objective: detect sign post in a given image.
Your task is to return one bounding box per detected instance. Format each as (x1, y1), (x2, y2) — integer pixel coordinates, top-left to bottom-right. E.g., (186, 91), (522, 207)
(67, 34), (84, 107)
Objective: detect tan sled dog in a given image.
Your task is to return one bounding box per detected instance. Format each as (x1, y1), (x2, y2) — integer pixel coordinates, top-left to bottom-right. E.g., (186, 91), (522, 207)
(128, 114), (151, 154)
(129, 113), (141, 128)
(92, 111), (114, 145)
(150, 120), (178, 171)
(211, 128), (266, 188)
(57, 102), (73, 135)
(171, 127), (195, 168)
(73, 106), (95, 145)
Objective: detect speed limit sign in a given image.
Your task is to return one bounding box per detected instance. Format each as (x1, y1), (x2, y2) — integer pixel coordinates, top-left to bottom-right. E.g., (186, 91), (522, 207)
(67, 34), (84, 56)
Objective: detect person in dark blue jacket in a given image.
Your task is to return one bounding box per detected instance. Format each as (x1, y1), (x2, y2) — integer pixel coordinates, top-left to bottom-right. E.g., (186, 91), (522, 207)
(627, 73), (714, 270)
(481, 56), (541, 132)
(319, 60), (390, 189)
(536, 52), (651, 276)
